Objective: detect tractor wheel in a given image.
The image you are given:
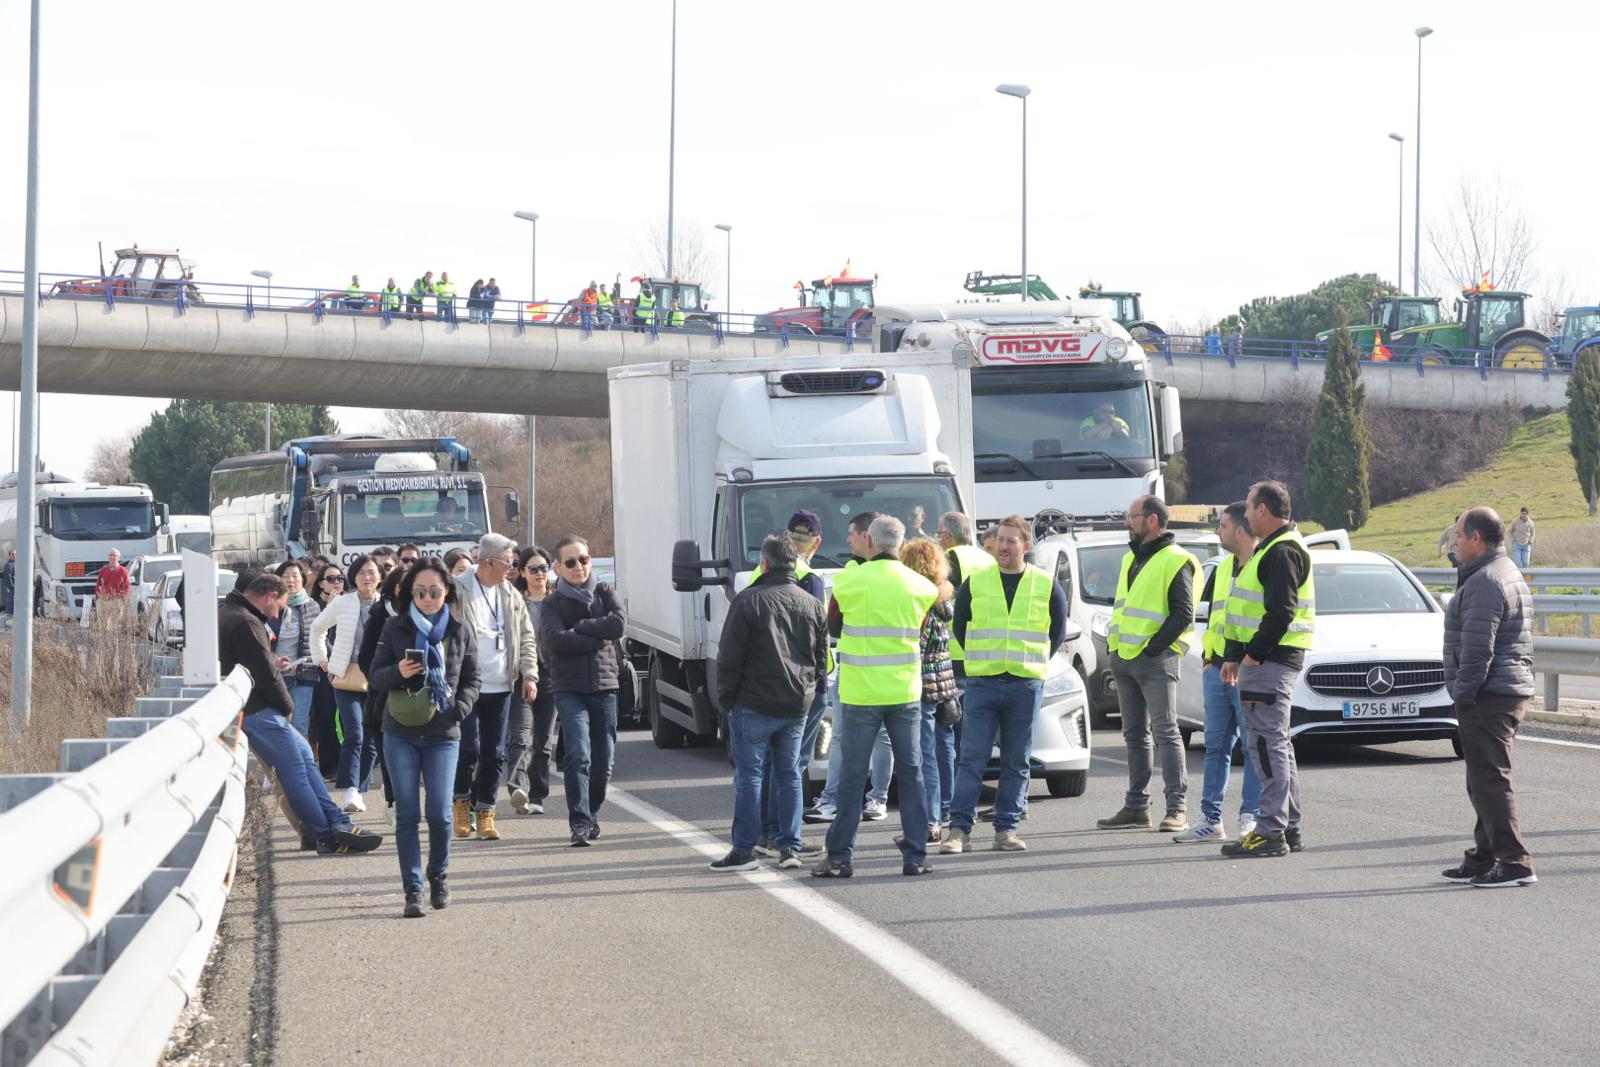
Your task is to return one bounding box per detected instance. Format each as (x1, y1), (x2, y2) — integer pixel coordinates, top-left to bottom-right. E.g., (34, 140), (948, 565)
(1419, 346), (1452, 367)
(1496, 338), (1549, 371)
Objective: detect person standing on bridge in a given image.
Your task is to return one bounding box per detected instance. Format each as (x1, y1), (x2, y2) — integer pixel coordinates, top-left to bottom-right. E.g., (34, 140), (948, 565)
(1218, 480), (1313, 859)
(541, 536), (627, 847)
(633, 280), (655, 333)
(436, 272), (457, 323)
(369, 557), (481, 917)
(468, 279), (486, 325)
(345, 274), (364, 311)
(1096, 496), (1196, 835)
(1508, 507), (1535, 569)
(1442, 507), (1537, 887)
(381, 277), (402, 317)
(483, 277), (502, 324)
(408, 271), (434, 320)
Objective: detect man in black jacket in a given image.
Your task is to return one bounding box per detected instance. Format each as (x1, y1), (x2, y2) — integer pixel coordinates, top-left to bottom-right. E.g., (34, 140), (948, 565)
(222, 571), (382, 855)
(710, 535), (829, 872)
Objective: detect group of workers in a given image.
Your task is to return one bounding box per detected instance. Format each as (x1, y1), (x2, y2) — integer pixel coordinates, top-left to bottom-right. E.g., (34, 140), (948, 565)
(328, 272), (690, 330)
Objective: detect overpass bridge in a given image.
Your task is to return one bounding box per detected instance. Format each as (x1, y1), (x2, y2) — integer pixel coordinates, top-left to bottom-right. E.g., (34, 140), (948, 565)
(0, 289), (1573, 416)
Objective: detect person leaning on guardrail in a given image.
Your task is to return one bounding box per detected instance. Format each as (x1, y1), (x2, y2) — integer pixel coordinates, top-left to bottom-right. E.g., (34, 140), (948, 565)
(1441, 508), (1537, 889)
(219, 569), (385, 857)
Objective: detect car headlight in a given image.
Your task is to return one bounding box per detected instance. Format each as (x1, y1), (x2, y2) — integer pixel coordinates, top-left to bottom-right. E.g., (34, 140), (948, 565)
(1043, 666), (1084, 700)
(1106, 337), (1128, 360)
(1090, 610), (1111, 638)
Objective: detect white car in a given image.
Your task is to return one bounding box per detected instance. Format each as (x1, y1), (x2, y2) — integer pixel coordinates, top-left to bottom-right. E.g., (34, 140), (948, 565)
(147, 567), (237, 648)
(128, 553), (184, 618)
(1176, 547), (1458, 755)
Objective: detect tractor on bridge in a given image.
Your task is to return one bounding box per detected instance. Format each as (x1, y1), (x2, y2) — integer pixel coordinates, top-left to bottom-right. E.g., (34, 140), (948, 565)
(1077, 283), (1166, 353)
(1388, 286), (1551, 369)
(50, 245), (201, 304)
(754, 269), (876, 338)
(623, 277), (716, 331)
(1315, 292), (1443, 357)
(1552, 306), (1600, 367)
(962, 270), (1059, 301)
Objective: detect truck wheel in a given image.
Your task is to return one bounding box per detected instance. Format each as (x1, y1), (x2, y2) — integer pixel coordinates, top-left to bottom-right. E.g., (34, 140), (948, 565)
(1046, 771), (1087, 798)
(647, 661), (689, 750)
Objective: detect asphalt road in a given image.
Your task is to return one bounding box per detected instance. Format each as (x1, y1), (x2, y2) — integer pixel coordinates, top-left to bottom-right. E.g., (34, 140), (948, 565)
(267, 721), (1600, 1067)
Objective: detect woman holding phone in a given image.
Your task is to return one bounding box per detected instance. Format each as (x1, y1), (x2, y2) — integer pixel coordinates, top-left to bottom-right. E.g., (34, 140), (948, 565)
(369, 557), (481, 918)
(272, 560), (322, 737)
(310, 555), (384, 813)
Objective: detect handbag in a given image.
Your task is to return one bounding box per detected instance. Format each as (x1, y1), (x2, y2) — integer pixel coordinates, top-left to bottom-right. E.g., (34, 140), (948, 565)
(331, 661), (368, 693)
(935, 695), (963, 728)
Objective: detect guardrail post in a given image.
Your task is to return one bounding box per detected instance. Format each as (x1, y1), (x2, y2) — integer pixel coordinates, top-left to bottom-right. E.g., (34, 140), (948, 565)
(1290, 340), (1300, 369)
(313, 290), (325, 323)
(844, 323), (854, 352)
(1544, 671), (1560, 712)
(516, 304), (525, 335)
(174, 286), (186, 317)
(245, 284), (254, 321)
(102, 275), (114, 309)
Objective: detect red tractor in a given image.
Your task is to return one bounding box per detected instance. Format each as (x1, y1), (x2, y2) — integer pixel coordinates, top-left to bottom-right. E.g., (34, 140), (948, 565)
(51, 245), (201, 303)
(755, 268), (876, 338)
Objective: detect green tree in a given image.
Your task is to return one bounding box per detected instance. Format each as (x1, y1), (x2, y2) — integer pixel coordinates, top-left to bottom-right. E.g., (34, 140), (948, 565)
(1304, 322), (1372, 530)
(129, 401), (338, 512)
(1218, 273), (1391, 341)
(1569, 347), (1600, 516)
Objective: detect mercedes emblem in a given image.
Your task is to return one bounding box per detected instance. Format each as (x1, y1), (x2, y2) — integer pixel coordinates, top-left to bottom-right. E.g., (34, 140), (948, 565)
(1366, 666), (1395, 695)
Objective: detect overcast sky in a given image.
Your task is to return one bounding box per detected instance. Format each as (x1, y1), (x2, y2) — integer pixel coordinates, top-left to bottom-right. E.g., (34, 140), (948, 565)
(2, 0), (1594, 480)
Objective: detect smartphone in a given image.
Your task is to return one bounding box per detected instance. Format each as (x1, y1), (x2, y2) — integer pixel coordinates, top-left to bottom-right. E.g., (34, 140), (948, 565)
(404, 648), (425, 666)
(285, 656), (311, 669)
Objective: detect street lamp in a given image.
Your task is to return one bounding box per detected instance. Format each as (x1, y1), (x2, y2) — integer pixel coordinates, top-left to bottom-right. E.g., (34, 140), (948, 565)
(251, 270), (273, 449)
(251, 268), (273, 308)
(1387, 133), (1405, 292)
(1413, 26), (1433, 295)
(666, 0), (679, 280)
(13, 0), (43, 731)
(995, 84), (1031, 301)
(512, 210), (540, 544)
(714, 223), (732, 323)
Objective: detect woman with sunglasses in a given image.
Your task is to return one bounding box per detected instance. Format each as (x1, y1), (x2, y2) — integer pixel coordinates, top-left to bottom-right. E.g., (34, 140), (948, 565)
(310, 554), (385, 813)
(369, 558), (481, 918)
(505, 546), (557, 815)
(272, 560), (322, 738)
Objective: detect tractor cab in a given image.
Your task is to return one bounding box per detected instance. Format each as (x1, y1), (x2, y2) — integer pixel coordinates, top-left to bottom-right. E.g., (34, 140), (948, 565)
(51, 245), (199, 301)
(643, 278), (705, 313)
(1078, 283), (1167, 348)
(1460, 291), (1529, 348)
(799, 274), (875, 322)
(1555, 307), (1600, 361)
(1379, 295), (1442, 332)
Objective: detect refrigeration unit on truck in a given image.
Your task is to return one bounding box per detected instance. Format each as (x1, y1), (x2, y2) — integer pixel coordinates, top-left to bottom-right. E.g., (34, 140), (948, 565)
(873, 300), (1185, 524)
(0, 472), (167, 619)
(209, 435), (513, 569)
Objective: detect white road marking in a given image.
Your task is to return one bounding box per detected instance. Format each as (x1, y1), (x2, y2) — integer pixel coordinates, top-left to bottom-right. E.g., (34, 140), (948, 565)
(1521, 734), (1600, 751)
(608, 787), (1088, 1067)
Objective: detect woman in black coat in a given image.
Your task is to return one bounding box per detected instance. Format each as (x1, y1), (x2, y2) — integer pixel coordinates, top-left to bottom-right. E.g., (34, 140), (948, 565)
(357, 566), (410, 807)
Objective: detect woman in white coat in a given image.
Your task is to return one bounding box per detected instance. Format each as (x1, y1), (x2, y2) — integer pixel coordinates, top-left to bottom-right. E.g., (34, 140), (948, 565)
(311, 554), (384, 812)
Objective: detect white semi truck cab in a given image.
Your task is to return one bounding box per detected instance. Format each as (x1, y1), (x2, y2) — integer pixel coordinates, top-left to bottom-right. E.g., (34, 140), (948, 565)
(874, 300), (1184, 523)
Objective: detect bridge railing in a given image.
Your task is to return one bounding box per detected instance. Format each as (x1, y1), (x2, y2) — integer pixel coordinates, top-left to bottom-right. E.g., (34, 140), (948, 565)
(1147, 332), (1574, 377)
(0, 666), (254, 1067)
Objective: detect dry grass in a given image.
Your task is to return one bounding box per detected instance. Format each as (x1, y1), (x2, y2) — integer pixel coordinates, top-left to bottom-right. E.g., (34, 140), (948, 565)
(0, 615), (158, 776)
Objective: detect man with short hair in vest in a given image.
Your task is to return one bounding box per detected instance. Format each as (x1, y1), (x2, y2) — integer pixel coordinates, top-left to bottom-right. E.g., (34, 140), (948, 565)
(1096, 495), (1198, 834)
(1219, 480), (1315, 858)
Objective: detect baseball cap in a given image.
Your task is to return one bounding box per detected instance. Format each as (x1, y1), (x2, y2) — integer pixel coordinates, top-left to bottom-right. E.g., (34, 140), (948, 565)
(787, 509), (822, 536)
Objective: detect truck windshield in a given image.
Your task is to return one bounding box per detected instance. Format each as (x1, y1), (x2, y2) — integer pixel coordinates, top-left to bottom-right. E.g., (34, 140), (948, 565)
(339, 482), (489, 545)
(972, 379), (1155, 482)
(49, 501), (156, 540)
(732, 477), (962, 570)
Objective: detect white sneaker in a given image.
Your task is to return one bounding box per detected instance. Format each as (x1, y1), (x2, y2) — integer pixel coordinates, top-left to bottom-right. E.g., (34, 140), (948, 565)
(511, 787), (529, 814)
(863, 799), (888, 822)
(340, 787), (366, 813)
(1237, 813), (1257, 838)
(1171, 820), (1228, 844)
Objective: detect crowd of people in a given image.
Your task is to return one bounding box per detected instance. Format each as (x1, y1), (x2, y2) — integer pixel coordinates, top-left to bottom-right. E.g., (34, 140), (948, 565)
(336, 271), (691, 331)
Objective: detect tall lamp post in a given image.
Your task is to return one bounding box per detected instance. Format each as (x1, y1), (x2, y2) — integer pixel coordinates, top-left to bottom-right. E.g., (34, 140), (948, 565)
(714, 223), (732, 324)
(12, 0), (43, 732)
(513, 210), (540, 544)
(1413, 26), (1433, 295)
(1387, 133), (1405, 292)
(666, 0), (678, 280)
(251, 269), (274, 449)
(995, 84), (1031, 300)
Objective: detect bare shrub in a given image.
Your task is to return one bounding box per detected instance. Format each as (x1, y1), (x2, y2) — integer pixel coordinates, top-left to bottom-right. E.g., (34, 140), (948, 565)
(1531, 523), (1600, 567)
(1365, 406), (1524, 506)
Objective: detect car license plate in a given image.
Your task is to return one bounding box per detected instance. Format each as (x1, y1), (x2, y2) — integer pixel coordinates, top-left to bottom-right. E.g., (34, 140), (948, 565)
(1342, 699), (1421, 719)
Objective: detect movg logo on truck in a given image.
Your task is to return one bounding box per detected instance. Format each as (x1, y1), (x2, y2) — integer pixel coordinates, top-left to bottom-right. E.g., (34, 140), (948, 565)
(979, 333), (1103, 364)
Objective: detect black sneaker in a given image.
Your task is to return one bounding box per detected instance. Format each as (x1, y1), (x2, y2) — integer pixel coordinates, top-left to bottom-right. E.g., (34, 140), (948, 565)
(327, 827), (383, 854)
(1285, 827), (1304, 853)
(810, 857), (853, 879)
(902, 862), (934, 876)
(1219, 831), (1288, 858)
(588, 823), (602, 841)
(1441, 863), (1492, 884)
(428, 873), (450, 910)
(752, 837), (779, 858)
(709, 850), (759, 872)
(777, 849), (803, 870)
(1470, 863), (1538, 888)
(403, 891), (426, 918)
(299, 831), (317, 851)
(570, 830), (592, 847)
(797, 841), (824, 857)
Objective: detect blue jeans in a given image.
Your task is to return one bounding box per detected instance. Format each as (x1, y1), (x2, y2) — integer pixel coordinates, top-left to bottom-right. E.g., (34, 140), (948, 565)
(949, 675), (1043, 834)
(556, 691), (618, 833)
(824, 702), (928, 865)
(333, 689), (377, 791)
(1511, 543), (1531, 568)
(817, 717), (892, 810)
(921, 701), (956, 825)
(455, 689), (511, 811)
(286, 680), (315, 737)
(1201, 664), (1262, 825)
(385, 734), (459, 894)
(765, 688), (826, 838)
(242, 711), (351, 846)
(731, 707), (803, 853)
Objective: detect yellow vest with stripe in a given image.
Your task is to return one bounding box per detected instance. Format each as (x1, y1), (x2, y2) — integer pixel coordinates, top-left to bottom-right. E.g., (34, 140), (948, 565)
(635, 291), (655, 320)
(1108, 543), (1198, 658)
(1222, 526), (1315, 650)
(832, 559), (937, 705)
(381, 285), (401, 311)
(1201, 555), (1237, 660)
(963, 564), (1053, 679)
(946, 544), (997, 663)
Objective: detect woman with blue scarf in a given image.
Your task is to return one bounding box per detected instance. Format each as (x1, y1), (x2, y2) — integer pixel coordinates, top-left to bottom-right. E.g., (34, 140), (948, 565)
(369, 558), (481, 919)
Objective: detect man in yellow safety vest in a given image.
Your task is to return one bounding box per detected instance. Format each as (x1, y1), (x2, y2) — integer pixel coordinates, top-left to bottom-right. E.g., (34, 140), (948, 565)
(344, 274), (364, 311)
(935, 510), (996, 696)
(1218, 480), (1314, 859)
(435, 272), (457, 322)
(942, 514), (1069, 855)
(814, 515), (938, 878)
(1172, 501), (1263, 844)
(380, 278), (401, 315)
(1096, 496), (1197, 834)
(633, 282), (655, 333)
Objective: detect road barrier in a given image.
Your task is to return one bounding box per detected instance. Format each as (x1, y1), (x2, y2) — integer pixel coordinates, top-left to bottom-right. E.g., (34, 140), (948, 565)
(1533, 636), (1600, 711)
(0, 666), (253, 1067)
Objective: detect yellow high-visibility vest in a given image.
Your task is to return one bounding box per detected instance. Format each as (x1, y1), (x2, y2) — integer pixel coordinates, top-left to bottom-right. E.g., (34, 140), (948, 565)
(1107, 542), (1198, 659)
(963, 565), (1053, 679)
(947, 544), (997, 662)
(1222, 526), (1315, 651)
(832, 559), (937, 705)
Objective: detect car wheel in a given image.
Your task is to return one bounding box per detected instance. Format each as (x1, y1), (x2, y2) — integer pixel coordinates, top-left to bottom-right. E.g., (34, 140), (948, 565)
(646, 660), (689, 750)
(1046, 770), (1087, 798)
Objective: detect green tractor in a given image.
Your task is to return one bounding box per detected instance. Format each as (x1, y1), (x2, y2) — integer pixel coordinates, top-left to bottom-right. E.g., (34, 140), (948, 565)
(1078, 283), (1166, 353)
(962, 270), (1059, 301)
(1389, 288), (1551, 369)
(1315, 293), (1442, 357)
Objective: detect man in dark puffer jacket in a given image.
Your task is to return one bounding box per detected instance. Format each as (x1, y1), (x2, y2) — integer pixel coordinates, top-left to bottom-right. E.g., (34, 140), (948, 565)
(1442, 506), (1536, 888)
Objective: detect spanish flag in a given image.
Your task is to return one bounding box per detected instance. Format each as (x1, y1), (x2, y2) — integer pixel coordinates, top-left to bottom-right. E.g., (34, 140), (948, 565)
(1480, 270), (1495, 291)
(1372, 337), (1392, 361)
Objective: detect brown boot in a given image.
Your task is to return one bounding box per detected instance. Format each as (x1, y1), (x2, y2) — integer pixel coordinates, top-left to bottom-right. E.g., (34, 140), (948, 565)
(477, 808), (501, 841)
(1096, 806), (1153, 829)
(452, 797), (472, 839)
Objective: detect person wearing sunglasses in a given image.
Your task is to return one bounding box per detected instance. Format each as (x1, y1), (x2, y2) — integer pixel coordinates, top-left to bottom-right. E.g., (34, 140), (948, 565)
(505, 546), (557, 815)
(449, 534), (539, 842)
(397, 544), (422, 568)
(310, 555), (386, 813)
(368, 557), (481, 918)
(539, 535), (626, 847)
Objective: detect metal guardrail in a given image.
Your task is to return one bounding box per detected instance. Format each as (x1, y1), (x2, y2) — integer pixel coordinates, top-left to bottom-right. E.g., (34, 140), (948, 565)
(1149, 333), (1576, 377)
(1533, 636), (1600, 710)
(1412, 567), (1600, 592)
(0, 666), (254, 1067)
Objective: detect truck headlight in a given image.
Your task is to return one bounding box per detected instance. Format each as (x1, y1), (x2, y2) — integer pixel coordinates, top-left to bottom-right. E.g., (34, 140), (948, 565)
(1106, 337), (1129, 360)
(1090, 610), (1111, 638)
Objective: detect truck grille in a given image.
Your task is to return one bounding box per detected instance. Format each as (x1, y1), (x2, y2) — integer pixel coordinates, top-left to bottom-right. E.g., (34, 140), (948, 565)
(774, 370), (886, 395)
(1306, 660), (1445, 698)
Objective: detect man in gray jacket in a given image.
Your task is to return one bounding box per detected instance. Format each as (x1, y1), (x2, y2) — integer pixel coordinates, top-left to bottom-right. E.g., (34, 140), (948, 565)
(1443, 506), (1537, 888)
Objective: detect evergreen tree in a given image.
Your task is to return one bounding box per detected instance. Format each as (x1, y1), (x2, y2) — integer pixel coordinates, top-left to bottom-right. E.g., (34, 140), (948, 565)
(1304, 322), (1372, 530)
(1569, 347), (1600, 516)
(129, 401), (338, 512)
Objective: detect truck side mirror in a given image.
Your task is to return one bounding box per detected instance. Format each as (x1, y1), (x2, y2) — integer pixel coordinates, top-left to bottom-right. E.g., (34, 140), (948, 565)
(1157, 383), (1183, 459)
(36, 502), (49, 532)
(1062, 620), (1084, 643)
(672, 539), (731, 592)
(505, 492), (521, 522)
(158, 502), (171, 533)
